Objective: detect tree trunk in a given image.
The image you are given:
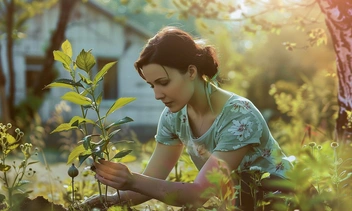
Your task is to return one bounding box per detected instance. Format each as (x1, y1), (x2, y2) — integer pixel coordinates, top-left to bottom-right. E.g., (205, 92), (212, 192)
(32, 0), (78, 98)
(0, 44), (11, 123)
(317, 0), (352, 143)
(5, 0), (16, 121)
(12, 0), (78, 123)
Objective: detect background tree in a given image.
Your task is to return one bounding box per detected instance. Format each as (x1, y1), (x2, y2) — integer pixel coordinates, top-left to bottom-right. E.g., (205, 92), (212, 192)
(0, 0), (78, 128)
(0, 0), (57, 123)
(139, 0), (351, 143)
(317, 0), (352, 142)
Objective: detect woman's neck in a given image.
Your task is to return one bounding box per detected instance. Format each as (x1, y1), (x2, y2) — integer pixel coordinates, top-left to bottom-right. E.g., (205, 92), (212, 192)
(187, 81), (214, 116)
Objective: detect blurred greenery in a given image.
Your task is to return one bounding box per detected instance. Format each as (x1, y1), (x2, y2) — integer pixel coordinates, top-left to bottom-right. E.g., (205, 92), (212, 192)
(1, 0), (351, 210)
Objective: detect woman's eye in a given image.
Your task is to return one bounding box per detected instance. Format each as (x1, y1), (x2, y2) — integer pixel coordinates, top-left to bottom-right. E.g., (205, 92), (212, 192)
(160, 81), (169, 86)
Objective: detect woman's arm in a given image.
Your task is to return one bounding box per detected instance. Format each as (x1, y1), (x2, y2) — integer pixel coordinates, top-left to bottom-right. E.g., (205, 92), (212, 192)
(94, 142), (184, 205)
(95, 144), (250, 207)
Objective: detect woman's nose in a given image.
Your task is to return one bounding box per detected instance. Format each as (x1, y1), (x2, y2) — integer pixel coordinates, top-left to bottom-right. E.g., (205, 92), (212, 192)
(154, 87), (164, 100)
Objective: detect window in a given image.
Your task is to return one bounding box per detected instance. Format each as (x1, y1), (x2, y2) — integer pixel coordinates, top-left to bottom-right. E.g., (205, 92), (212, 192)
(25, 57), (43, 94)
(97, 58), (118, 100)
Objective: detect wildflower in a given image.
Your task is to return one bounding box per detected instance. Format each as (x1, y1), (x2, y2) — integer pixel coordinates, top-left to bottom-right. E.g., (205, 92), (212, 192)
(317, 145), (323, 150)
(330, 142), (339, 149)
(308, 142), (316, 148)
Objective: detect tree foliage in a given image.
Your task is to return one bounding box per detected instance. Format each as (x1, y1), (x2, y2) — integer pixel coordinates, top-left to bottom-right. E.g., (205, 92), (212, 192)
(135, 0), (351, 142)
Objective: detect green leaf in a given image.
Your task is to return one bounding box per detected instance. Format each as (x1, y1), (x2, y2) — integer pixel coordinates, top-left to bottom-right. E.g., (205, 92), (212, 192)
(54, 78), (83, 87)
(44, 82), (74, 90)
(261, 172), (271, 180)
(16, 180), (31, 187)
(51, 116), (94, 133)
(5, 134), (20, 153)
(6, 133), (16, 145)
(53, 50), (72, 71)
(108, 129), (121, 139)
(106, 97), (136, 116)
(96, 92), (103, 106)
(76, 49), (96, 73)
(71, 119), (79, 127)
(51, 122), (77, 134)
(105, 117), (134, 130)
(12, 193), (29, 201)
(93, 61), (117, 84)
(61, 91), (92, 106)
(70, 116), (95, 125)
(0, 164), (10, 172)
(82, 135), (93, 150)
(67, 144), (91, 165)
(78, 73), (93, 85)
(113, 149), (132, 159)
(44, 78), (84, 90)
(78, 154), (92, 167)
(92, 145), (104, 158)
(61, 40), (72, 58)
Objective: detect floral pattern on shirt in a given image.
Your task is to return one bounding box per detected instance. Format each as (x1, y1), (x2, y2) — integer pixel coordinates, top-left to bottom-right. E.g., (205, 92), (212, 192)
(154, 94), (293, 178)
(228, 116), (254, 141)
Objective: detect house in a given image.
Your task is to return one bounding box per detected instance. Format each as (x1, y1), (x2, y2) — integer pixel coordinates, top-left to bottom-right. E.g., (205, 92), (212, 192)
(1, 0), (165, 142)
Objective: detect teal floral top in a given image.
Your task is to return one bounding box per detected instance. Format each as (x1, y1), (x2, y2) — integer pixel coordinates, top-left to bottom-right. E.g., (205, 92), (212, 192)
(155, 94), (292, 178)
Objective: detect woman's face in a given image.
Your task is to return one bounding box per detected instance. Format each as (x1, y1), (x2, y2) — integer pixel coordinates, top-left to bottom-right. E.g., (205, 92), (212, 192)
(141, 63), (195, 113)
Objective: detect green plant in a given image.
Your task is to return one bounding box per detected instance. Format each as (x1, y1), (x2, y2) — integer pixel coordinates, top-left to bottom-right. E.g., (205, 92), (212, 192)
(0, 123), (39, 210)
(201, 166), (236, 211)
(46, 40), (136, 206)
(168, 153), (198, 183)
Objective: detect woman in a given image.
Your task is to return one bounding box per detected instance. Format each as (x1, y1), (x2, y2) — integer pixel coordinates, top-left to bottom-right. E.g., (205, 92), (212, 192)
(86, 26), (293, 210)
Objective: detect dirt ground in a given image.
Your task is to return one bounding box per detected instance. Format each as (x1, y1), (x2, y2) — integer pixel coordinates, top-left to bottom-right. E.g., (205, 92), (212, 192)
(4, 149), (178, 210)
(29, 160), (173, 210)
(17, 153), (174, 210)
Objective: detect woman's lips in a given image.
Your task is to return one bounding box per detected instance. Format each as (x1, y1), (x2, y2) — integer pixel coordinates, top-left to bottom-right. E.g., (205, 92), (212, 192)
(164, 102), (172, 107)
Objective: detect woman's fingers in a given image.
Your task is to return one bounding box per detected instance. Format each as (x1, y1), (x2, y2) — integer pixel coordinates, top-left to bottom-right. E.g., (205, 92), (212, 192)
(92, 160), (132, 190)
(94, 163), (120, 180)
(95, 173), (128, 190)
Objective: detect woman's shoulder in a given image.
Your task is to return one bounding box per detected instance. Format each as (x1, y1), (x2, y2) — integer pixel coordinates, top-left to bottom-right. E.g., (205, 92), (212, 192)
(221, 91), (255, 111)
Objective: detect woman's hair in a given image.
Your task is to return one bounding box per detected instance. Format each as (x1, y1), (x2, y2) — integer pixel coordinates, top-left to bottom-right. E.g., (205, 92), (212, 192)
(134, 26), (219, 80)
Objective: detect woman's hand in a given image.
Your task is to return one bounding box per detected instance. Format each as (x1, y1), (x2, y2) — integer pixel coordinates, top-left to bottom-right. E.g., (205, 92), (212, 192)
(94, 159), (134, 190)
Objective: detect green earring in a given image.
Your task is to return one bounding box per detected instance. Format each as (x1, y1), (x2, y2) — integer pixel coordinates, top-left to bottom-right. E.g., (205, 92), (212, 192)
(202, 73), (219, 113)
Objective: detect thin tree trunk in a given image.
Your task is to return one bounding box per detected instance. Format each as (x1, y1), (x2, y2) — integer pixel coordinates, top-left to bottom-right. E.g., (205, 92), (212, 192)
(5, 0), (16, 120)
(0, 44), (11, 123)
(33, 0), (78, 97)
(13, 0), (78, 123)
(317, 0), (352, 142)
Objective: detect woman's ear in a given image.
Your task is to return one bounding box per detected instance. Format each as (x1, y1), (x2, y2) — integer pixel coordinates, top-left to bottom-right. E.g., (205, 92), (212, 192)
(188, 65), (198, 80)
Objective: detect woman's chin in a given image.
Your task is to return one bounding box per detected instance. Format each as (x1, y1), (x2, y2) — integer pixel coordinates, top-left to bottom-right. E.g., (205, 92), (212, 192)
(167, 105), (184, 113)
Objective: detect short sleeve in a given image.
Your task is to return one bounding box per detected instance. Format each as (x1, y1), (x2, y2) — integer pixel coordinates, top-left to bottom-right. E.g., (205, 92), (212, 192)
(154, 107), (183, 146)
(214, 100), (263, 152)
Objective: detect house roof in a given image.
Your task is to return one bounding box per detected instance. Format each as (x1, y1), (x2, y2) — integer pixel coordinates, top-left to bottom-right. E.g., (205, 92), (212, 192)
(85, 0), (154, 39)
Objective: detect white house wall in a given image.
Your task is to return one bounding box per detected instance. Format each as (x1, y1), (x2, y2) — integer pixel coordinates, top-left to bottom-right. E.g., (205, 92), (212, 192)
(2, 1), (164, 139)
(115, 32), (165, 126)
